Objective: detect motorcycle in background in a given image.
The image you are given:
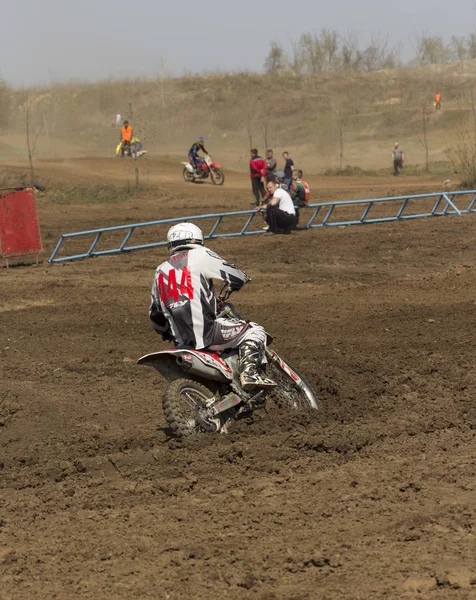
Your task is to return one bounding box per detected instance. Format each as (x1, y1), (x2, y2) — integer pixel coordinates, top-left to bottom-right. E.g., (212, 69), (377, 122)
(116, 137), (147, 159)
(182, 155), (225, 185)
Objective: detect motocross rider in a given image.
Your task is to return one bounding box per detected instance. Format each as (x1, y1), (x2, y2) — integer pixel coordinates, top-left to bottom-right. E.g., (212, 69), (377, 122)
(149, 223), (276, 390)
(120, 120), (133, 157)
(188, 136), (209, 175)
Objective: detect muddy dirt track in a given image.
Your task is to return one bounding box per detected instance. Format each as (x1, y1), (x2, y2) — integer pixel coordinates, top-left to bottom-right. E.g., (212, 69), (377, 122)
(1, 159), (476, 599)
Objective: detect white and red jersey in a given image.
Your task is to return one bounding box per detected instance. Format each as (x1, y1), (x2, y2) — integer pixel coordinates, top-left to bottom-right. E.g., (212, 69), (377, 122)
(149, 245), (247, 349)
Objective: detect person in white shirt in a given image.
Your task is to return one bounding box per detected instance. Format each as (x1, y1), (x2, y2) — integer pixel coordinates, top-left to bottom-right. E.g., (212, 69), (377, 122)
(259, 180), (297, 234)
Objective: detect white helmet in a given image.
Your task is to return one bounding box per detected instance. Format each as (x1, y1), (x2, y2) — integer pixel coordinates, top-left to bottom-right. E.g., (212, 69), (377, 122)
(167, 222), (204, 253)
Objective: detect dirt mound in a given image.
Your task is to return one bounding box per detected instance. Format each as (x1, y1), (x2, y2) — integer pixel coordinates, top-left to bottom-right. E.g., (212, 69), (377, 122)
(1, 166), (476, 598)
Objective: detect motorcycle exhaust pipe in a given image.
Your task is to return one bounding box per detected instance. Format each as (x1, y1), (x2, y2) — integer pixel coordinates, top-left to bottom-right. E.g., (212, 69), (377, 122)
(176, 355), (192, 371)
(175, 354), (229, 382)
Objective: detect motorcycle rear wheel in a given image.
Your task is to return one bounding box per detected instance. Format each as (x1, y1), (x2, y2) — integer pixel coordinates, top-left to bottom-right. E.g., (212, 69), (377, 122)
(183, 167), (195, 183)
(267, 361), (322, 411)
(210, 168), (225, 185)
(163, 379), (215, 437)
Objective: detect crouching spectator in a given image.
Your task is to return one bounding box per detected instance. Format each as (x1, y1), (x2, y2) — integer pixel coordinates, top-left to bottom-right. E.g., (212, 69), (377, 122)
(259, 171), (288, 206)
(260, 180), (297, 234)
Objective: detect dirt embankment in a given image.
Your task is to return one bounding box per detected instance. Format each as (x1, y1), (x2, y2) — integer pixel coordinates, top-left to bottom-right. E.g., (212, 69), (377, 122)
(1, 62), (474, 171)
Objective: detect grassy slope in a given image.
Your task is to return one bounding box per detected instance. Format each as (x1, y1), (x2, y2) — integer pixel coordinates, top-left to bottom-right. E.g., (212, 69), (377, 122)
(2, 60), (476, 173)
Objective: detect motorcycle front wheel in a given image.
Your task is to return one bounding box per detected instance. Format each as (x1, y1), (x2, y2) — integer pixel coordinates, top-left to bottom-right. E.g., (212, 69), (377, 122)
(183, 167), (195, 183)
(163, 379), (215, 437)
(267, 360), (322, 411)
(210, 168), (225, 186)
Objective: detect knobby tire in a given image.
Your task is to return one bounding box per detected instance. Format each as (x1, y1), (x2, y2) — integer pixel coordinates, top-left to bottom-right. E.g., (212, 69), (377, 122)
(163, 379), (214, 437)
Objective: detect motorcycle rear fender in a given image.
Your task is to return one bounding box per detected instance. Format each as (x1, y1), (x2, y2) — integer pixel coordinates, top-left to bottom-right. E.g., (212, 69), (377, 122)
(138, 349), (233, 383)
(182, 162), (194, 172)
(266, 348), (319, 409)
(266, 349), (300, 382)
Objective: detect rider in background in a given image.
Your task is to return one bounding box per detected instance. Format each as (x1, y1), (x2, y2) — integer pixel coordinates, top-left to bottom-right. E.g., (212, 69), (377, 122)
(189, 136), (209, 173)
(120, 120), (133, 157)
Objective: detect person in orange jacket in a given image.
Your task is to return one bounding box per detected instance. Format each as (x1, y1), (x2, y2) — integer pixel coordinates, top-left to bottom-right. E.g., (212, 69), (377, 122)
(120, 120), (133, 157)
(434, 92), (441, 110)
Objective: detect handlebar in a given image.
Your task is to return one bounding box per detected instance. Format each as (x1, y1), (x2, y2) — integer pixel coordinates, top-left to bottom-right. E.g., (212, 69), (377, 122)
(217, 279), (251, 312)
(217, 284), (234, 311)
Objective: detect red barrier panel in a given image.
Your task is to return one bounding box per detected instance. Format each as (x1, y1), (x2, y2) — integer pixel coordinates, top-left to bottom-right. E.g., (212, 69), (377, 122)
(0, 188), (43, 267)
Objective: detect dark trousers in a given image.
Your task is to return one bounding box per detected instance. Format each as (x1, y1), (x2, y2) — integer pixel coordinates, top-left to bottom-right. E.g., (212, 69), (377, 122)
(251, 178), (265, 205)
(393, 158), (403, 175)
(121, 141), (131, 157)
(265, 205), (297, 233)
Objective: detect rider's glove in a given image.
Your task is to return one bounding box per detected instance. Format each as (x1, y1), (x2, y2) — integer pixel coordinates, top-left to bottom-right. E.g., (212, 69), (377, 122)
(161, 330), (174, 342)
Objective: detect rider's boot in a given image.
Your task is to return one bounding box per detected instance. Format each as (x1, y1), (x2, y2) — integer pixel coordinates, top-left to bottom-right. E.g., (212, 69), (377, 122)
(239, 341), (276, 391)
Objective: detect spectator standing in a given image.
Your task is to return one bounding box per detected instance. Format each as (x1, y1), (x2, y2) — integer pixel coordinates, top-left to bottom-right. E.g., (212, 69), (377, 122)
(392, 142), (404, 176)
(249, 149), (267, 206)
(290, 170), (307, 207)
(290, 169), (309, 228)
(282, 151), (294, 189)
(297, 170), (310, 204)
(114, 112), (122, 127)
(265, 149), (277, 182)
(434, 92), (441, 110)
(260, 180), (297, 234)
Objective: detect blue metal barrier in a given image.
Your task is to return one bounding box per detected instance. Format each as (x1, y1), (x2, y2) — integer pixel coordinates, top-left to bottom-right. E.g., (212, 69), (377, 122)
(48, 190), (476, 263)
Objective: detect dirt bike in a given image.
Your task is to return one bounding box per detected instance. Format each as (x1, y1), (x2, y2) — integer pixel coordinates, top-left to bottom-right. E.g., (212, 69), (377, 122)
(115, 138), (147, 159)
(182, 155), (225, 185)
(138, 285), (321, 437)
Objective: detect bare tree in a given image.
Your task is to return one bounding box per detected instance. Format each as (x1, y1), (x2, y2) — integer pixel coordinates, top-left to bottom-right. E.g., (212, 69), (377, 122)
(419, 102), (430, 172)
(242, 99), (258, 148)
(23, 90), (44, 184)
(332, 101), (351, 169)
(289, 36), (304, 75)
(320, 29), (339, 71)
(360, 36), (401, 71)
(0, 79), (11, 128)
(246, 112), (254, 148)
(467, 33), (476, 59)
(134, 155), (140, 188)
(264, 41), (285, 74)
(451, 35), (468, 60)
(300, 32), (325, 74)
(259, 97), (271, 150)
(413, 33), (450, 65)
(340, 32), (362, 71)
(158, 57), (167, 109)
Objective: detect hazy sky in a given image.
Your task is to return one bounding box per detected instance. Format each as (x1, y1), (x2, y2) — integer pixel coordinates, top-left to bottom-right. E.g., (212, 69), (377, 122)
(1, 0), (475, 85)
